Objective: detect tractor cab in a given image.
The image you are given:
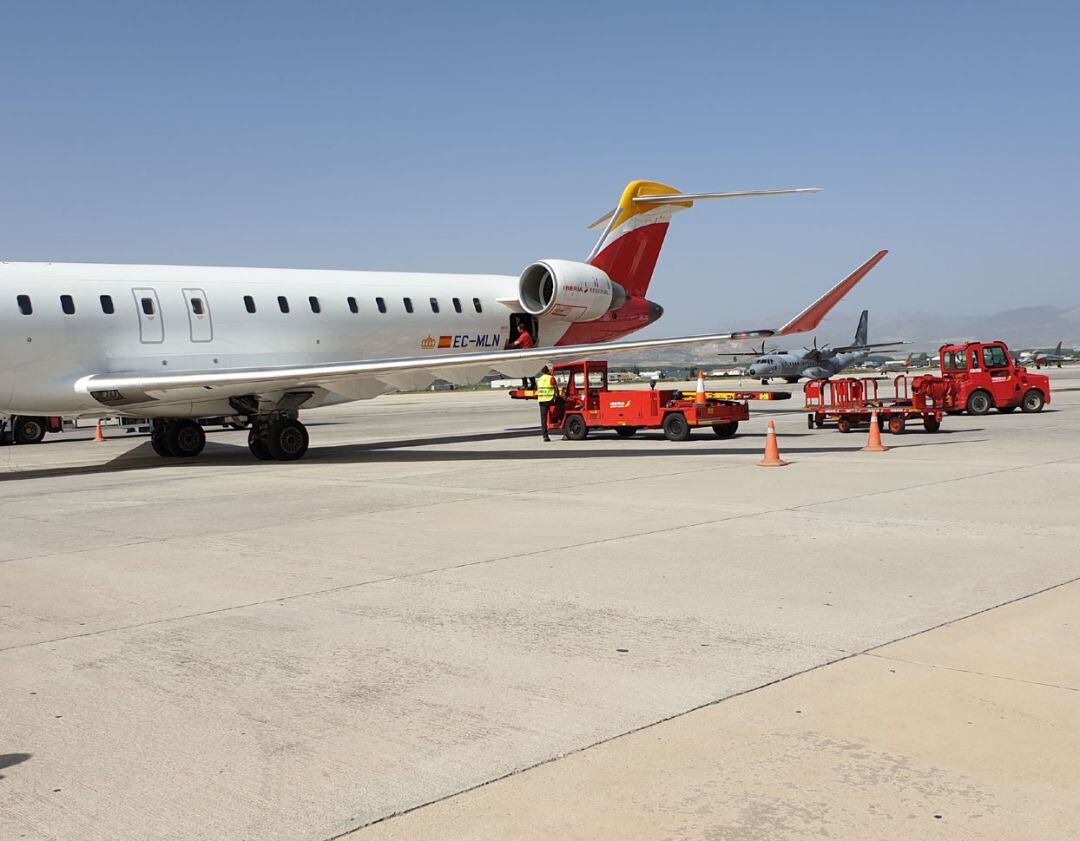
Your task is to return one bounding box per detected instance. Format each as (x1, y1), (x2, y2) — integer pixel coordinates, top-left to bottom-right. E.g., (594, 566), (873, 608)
(553, 360), (608, 414)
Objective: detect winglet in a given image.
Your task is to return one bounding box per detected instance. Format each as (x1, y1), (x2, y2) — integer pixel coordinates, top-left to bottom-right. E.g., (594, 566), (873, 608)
(776, 250), (888, 336)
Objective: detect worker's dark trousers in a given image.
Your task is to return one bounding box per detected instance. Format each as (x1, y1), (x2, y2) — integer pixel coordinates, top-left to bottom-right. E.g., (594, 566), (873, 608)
(539, 401), (553, 439)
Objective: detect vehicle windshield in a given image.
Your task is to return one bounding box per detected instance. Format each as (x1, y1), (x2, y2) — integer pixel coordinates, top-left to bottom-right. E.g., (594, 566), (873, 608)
(943, 350), (968, 371)
(982, 345), (1009, 368)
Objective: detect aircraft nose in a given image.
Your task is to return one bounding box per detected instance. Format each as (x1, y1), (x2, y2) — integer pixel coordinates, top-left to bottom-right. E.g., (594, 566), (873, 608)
(646, 300), (664, 324)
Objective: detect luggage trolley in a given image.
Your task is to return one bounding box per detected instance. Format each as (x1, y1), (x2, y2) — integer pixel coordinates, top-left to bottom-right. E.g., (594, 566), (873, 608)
(804, 375), (951, 434)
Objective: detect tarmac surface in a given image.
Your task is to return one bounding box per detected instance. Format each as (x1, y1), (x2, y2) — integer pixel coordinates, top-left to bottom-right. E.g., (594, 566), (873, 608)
(2, 368), (1079, 840)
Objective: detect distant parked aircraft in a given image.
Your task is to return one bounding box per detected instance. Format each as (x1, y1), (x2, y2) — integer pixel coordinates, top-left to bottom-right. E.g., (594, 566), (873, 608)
(1020, 341), (1068, 368)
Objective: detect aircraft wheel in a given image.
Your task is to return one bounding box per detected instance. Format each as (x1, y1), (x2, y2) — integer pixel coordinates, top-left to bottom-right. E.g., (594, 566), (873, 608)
(1021, 389), (1045, 413)
(266, 418), (309, 460)
(663, 412), (691, 441)
(966, 390), (992, 416)
(247, 425), (274, 460)
(997, 406), (1016, 414)
(12, 416), (47, 445)
(712, 421), (739, 438)
(785, 377), (800, 384)
(166, 419), (206, 458)
(614, 427), (637, 438)
(563, 414), (588, 441)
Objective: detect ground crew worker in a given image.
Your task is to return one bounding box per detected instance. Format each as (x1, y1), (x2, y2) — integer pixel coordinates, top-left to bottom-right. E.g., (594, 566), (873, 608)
(512, 327), (536, 388)
(536, 365), (560, 441)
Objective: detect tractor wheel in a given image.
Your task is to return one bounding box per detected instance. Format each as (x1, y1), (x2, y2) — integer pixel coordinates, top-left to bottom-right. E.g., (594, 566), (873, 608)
(923, 416), (941, 433)
(1021, 389), (1045, 413)
(614, 427), (638, 438)
(837, 417), (852, 434)
(887, 416), (906, 435)
(966, 390), (992, 416)
(563, 414), (588, 441)
(662, 412), (691, 441)
(806, 414), (814, 430)
(712, 421), (739, 438)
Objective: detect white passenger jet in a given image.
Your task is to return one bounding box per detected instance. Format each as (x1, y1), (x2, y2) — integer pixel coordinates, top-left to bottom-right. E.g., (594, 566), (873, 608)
(0, 180), (886, 461)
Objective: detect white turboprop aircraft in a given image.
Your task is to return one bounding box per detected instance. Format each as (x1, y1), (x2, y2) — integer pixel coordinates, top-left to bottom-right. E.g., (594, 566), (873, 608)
(0, 180), (886, 461)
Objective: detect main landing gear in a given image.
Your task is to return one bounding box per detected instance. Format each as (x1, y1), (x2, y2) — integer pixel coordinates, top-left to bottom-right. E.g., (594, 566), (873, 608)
(149, 415), (310, 461)
(247, 417), (309, 461)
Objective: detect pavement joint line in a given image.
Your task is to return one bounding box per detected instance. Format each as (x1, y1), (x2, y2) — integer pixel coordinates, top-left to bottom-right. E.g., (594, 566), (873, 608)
(3, 453), (1077, 655)
(864, 651), (1080, 694)
(321, 570), (1080, 841)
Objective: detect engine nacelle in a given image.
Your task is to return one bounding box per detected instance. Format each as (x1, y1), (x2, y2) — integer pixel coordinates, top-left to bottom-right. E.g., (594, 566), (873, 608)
(518, 259), (627, 322)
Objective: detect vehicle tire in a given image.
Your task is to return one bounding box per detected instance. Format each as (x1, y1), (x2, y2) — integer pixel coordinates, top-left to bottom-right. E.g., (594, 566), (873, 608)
(806, 414), (814, 430)
(814, 414), (825, 429)
(614, 426), (637, 438)
(966, 390), (992, 416)
(997, 406), (1016, 413)
(837, 417), (852, 434)
(712, 421), (739, 438)
(564, 414), (588, 441)
(266, 418), (309, 460)
(1020, 389), (1045, 413)
(923, 416), (941, 433)
(663, 412), (691, 441)
(887, 416), (906, 435)
(165, 419), (206, 458)
(247, 426), (274, 460)
(13, 416), (47, 445)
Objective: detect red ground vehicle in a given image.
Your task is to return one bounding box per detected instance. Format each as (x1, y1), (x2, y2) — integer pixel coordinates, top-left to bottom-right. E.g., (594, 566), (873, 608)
(804, 375), (951, 434)
(0, 414), (63, 445)
(937, 341), (1050, 415)
(510, 360), (785, 440)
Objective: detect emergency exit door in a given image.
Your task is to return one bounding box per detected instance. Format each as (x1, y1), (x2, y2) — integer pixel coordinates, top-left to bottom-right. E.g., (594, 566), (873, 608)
(183, 288), (213, 342)
(131, 288), (164, 344)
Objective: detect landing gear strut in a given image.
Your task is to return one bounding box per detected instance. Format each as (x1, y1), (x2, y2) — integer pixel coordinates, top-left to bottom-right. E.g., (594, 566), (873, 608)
(248, 416), (309, 461)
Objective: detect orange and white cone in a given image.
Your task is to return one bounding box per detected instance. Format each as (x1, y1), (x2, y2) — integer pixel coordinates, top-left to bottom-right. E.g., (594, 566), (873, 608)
(862, 411), (888, 452)
(757, 419), (788, 467)
(93, 419), (105, 443)
(695, 370), (707, 407)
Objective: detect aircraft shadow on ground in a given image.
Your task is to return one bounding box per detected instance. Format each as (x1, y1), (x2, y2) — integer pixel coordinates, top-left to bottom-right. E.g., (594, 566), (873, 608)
(0, 752), (32, 779)
(0, 428), (989, 480)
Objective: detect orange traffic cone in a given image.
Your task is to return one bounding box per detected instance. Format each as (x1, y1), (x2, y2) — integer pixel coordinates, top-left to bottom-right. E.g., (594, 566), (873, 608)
(695, 370), (707, 406)
(757, 419), (788, 467)
(862, 411), (888, 452)
(93, 419), (105, 443)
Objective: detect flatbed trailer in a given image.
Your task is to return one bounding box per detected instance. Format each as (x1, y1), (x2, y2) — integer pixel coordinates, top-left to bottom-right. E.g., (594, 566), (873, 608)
(510, 360), (790, 441)
(804, 375), (954, 434)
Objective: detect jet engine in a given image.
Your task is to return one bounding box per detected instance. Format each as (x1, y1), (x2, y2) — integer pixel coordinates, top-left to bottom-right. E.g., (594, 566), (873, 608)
(518, 260), (627, 322)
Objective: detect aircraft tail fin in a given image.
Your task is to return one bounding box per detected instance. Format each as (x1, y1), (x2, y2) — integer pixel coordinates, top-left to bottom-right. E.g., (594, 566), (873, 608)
(1055, 341), (1063, 353)
(586, 181), (820, 298)
(854, 309), (869, 347)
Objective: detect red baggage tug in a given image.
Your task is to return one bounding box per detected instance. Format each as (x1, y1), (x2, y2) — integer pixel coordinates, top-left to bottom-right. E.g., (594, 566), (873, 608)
(510, 360), (788, 441)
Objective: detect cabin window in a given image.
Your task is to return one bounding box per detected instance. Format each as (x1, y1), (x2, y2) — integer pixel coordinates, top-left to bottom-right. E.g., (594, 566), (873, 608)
(60, 294), (75, 315)
(347, 296), (358, 314)
(452, 297), (462, 314)
(278, 295), (290, 314)
(244, 295), (256, 313)
(403, 297), (414, 314)
(17, 294), (33, 315)
(190, 297), (205, 315)
(141, 297), (155, 316)
(473, 297), (483, 313)
(309, 296), (321, 314)
(376, 297), (387, 314)
(430, 297), (440, 314)
(100, 294), (115, 314)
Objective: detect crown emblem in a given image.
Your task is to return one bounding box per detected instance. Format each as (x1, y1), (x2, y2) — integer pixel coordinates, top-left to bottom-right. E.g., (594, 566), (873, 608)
(420, 335), (436, 350)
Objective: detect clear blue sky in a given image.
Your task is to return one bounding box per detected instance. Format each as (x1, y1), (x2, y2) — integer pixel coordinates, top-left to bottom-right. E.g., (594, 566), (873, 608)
(2, 1), (1077, 334)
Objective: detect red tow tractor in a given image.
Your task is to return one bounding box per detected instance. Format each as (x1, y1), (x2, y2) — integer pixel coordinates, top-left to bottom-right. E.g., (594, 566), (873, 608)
(936, 340), (1050, 415)
(510, 360), (788, 441)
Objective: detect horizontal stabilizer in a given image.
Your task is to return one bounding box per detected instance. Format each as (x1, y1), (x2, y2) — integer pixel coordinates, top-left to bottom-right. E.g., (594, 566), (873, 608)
(777, 250), (888, 336)
(631, 188), (822, 205)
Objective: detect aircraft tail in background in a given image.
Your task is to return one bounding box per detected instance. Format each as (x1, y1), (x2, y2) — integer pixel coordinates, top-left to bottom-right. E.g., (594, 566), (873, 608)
(854, 309), (869, 347)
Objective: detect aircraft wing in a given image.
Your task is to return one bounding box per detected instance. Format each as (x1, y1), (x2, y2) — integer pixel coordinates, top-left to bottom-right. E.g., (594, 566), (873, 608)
(75, 250), (886, 409)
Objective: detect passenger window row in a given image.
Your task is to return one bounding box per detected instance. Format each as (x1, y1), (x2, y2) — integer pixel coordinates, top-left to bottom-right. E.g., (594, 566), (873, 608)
(15, 294), (485, 317)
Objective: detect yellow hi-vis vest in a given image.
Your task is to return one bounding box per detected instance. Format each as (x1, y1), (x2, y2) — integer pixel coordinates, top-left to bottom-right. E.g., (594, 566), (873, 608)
(536, 374), (557, 402)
